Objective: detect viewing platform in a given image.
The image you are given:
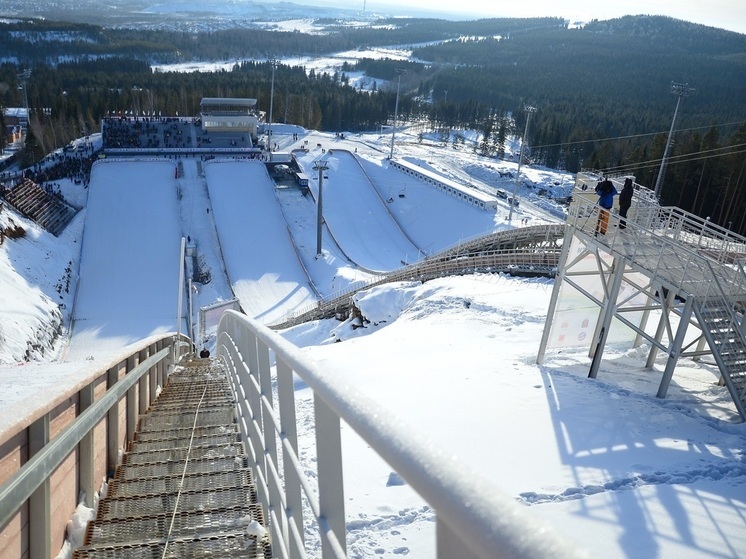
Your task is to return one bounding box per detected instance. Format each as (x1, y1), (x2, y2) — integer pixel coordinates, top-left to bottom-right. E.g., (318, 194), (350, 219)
(539, 173), (746, 420)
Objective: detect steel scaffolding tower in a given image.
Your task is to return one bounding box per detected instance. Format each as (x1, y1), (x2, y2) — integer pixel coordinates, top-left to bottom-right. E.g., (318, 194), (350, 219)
(538, 173), (746, 420)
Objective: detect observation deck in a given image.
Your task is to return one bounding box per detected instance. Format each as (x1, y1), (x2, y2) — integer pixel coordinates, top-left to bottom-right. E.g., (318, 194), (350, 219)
(539, 174), (746, 420)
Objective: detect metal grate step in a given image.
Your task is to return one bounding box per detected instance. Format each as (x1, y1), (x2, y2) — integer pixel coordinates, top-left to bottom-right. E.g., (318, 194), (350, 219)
(151, 397), (236, 411)
(158, 379), (232, 395)
(84, 504), (264, 545)
(153, 384), (234, 405)
(122, 441), (245, 465)
(134, 423), (238, 443)
(136, 407), (236, 431)
(108, 468), (254, 498)
(114, 455), (248, 481)
(73, 531), (271, 559)
(128, 431), (239, 453)
(99, 475), (257, 521)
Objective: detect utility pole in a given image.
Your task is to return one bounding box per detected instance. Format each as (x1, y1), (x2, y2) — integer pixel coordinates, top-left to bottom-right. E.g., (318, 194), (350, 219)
(268, 59), (277, 162)
(314, 158), (329, 257)
(654, 82), (693, 199)
(389, 70), (403, 160)
(509, 105), (536, 222)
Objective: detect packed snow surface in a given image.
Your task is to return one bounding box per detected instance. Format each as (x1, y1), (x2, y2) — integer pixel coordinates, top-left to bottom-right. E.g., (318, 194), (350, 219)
(0, 125), (744, 559)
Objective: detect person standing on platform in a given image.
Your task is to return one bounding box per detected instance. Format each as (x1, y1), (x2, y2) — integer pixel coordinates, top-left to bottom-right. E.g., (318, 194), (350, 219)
(595, 177), (618, 236)
(618, 177), (634, 229)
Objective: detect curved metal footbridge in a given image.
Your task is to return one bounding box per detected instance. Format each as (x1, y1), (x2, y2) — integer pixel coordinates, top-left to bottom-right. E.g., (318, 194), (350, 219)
(274, 223), (565, 329)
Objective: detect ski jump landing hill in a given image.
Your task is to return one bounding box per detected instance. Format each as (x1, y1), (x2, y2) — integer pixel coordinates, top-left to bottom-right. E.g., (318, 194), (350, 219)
(67, 160), (183, 361)
(66, 154), (562, 360)
(205, 160), (316, 325)
(295, 148), (422, 272)
(67, 158), (318, 360)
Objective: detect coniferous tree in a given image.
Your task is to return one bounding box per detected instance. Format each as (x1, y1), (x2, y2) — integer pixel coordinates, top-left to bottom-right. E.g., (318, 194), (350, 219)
(479, 117), (494, 157)
(495, 117), (507, 160)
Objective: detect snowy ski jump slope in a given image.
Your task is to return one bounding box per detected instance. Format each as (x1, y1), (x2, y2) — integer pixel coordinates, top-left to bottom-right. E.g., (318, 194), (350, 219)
(66, 150), (519, 355)
(296, 149), (421, 272)
(67, 160), (183, 360)
(205, 160), (316, 325)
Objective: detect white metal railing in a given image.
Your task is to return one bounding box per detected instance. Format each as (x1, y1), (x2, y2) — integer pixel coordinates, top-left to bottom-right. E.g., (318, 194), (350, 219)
(216, 311), (586, 559)
(569, 202), (746, 299)
(0, 334), (189, 559)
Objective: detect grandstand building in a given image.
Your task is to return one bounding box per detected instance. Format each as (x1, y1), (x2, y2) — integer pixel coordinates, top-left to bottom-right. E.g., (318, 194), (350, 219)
(199, 97), (259, 140)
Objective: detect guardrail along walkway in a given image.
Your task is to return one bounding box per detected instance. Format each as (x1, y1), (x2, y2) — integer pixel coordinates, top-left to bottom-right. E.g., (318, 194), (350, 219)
(73, 357), (271, 558)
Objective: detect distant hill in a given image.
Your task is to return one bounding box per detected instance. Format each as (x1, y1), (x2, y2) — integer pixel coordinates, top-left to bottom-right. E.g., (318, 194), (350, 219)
(2, 14), (745, 229)
(411, 15), (746, 176)
(0, 0), (369, 30)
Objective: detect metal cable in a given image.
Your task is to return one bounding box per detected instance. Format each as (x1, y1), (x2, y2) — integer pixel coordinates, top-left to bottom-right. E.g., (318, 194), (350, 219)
(161, 364), (210, 558)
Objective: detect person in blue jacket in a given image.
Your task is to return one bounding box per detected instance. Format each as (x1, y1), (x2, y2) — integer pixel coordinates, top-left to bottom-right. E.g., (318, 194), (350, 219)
(594, 177), (618, 235)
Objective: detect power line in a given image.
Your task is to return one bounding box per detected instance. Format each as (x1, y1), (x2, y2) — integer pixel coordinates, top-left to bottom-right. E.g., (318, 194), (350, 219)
(530, 119), (746, 150)
(603, 143), (746, 175)
(606, 148), (746, 175)
(611, 142), (746, 171)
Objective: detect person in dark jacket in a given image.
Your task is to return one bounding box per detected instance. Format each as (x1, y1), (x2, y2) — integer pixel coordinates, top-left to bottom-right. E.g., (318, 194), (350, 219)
(594, 178), (618, 236)
(618, 178), (634, 229)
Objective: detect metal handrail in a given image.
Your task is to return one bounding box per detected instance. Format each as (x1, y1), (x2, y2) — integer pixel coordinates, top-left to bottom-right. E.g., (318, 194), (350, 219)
(216, 311), (586, 559)
(0, 337), (183, 533)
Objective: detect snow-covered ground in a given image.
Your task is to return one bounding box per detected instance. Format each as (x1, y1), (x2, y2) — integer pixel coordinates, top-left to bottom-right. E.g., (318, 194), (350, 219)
(0, 125), (744, 559)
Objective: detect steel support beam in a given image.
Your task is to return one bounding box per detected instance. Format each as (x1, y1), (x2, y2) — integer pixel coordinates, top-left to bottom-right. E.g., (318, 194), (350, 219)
(658, 296), (694, 398)
(28, 415), (50, 559)
(588, 255), (626, 379)
(646, 287), (676, 368)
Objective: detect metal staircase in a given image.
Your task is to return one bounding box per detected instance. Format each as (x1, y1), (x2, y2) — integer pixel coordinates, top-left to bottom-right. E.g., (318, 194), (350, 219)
(73, 358), (271, 558)
(693, 297), (746, 419)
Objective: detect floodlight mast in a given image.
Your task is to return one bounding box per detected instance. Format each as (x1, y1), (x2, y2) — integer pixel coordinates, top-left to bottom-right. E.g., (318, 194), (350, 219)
(389, 70), (403, 160)
(509, 105), (536, 222)
(268, 60), (278, 162)
(17, 69), (31, 125)
(654, 82), (693, 199)
(314, 159), (330, 257)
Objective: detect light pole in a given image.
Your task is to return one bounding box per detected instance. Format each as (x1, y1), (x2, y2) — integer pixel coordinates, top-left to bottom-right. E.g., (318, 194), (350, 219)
(314, 158), (329, 257)
(389, 70), (403, 160)
(509, 105), (536, 222)
(654, 82), (693, 199)
(17, 69), (31, 127)
(268, 59), (277, 161)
